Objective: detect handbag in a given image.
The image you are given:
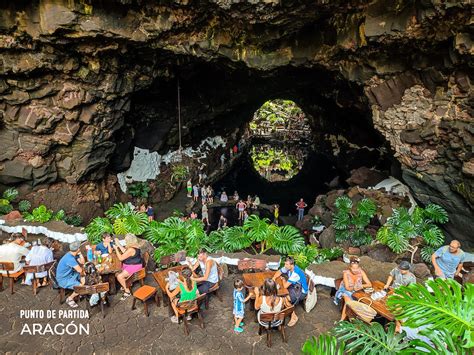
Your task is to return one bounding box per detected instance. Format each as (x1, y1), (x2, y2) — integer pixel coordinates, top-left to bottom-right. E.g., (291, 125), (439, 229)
(346, 297), (377, 323)
(304, 280), (318, 313)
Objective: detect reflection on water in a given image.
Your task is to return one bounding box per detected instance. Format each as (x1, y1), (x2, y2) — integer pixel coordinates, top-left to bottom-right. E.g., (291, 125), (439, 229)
(250, 143), (308, 182)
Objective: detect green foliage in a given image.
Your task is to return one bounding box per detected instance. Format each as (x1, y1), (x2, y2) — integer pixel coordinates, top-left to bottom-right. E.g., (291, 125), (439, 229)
(2, 188), (18, 202)
(171, 164), (189, 182)
(85, 217), (113, 245)
(24, 205), (53, 223)
(201, 229), (226, 253)
(105, 203), (148, 235)
(333, 196), (377, 247)
(64, 215), (83, 227)
(270, 225), (305, 254)
(18, 200), (31, 213)
(377, 204), (448, 262)
(0, 204), (13, 215)
(387, 278), (473, 349)
(127, 182), (151, 199)
(223, 226), (253, 252)
(334, 321), (415, 354)
(52, 209), (65, 221)
(314, 247), (344, 264)
(301, 334), (345, 355)
(105, 202), (134, 220)
(290, 245), (319, 270)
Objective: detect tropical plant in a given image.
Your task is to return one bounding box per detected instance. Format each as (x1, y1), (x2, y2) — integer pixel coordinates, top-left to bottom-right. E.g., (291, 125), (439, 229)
(18, 200), (31, 213)
(105, 202), (135, 220)
(334, 320), (416, 354)
(301, 333), (345, 355)
(64, 215), (83, 227)
(127, 182), (151, 199)
(270, 225), (305, 254)
(85, 217), (113, 244)
(202, 229), (226, 253)
(333, 196), (377, 247)
(387, 278), (473, 350)
(52, 209), (65, 221)
(290, 245), (319, 270)
(24, 205), (53, 223)
(314, 247), (344, 264)
(0, 203), (13, 215)
(223, 226), (254, 252)
(170, 164), (189, 182)
(377, 204), (448, 263)
(2, 188), (18, 202)
(105, 203), (148, 235)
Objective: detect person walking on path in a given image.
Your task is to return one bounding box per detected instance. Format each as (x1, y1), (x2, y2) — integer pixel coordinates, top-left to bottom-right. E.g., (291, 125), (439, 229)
(295, 198), (307, 221)
(186, 179), (192, 197)
(192, 184), (200, 202)
(273, 204), (280, 225)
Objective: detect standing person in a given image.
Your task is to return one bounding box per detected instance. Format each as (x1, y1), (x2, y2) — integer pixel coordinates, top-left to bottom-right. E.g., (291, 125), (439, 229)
(207, 186), (214, 204)
(201, 204), (209, 222)
(113, 234), (143, 300)
(236, 200), (247, 221)
(295, 198), (307, 221)
(232, 190), (240, 201)
(242, 210), (249, 222)
(146, 204), (154, 222)
(201, 185), (208, 205)
(383, 261), (416, 289)
(189, 249), (219, 294)
(192, 184), (200, 202)
(272, 256), (309, 326)
(220, 153), (225, 168)
(56, 241), (85, 308)
(23, 237), (54, 287)
(233, 279), (251, 333)
(0, 234), (29, 274)
(431, 240), (465, 279)
(217, 214), (227, 230)
(233, 145), (238, 156)
(246, 195), (253, 209)
(186, 179), (193, 198)
(252, 195), (261, 209)
(273, 204), (280, 225)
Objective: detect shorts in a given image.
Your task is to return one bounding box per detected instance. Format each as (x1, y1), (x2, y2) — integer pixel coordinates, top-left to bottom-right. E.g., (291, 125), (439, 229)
(233, 309), (245, 319)
(122, 264), (143, 275)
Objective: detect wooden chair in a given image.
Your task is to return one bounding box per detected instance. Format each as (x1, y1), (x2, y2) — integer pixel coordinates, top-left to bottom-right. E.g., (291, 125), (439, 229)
(258, 306), (295, 347)
(74, 283), (110, 318)
(159, 251), (186, 269)
(23, 261), (55, 295)
(176, 293), (206, 335)
(204, 262), (224, 309)
(131, 269), (160, 316)
(0, 261), (25, 294)
(48, 261), (67, 304)
(125, 266), (146, 290)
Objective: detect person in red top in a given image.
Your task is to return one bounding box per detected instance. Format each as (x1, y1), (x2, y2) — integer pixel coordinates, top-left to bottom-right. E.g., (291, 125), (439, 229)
(232, 145), (238, 155)
(235, 200), (247, 221)
(295, 198), (307, 221)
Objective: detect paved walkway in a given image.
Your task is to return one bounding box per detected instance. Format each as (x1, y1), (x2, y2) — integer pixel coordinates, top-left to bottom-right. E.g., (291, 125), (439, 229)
(0, 273), (338, 354)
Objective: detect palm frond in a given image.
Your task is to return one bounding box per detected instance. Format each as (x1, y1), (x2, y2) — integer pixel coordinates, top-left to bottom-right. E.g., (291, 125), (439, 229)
(423, 204), (448, 224)
(243, 215), (270, 242)
(270, 225), (305, 254)
(334, 321), (414, 354)
(420, 245), (436, 263)
(421, 226), (444, 247)
(223, 226), (253, 252)
(335, 196), (352, 213)
(301, 334), (345, 355)
(105, 202), (134, 220)
(85, 217), (113, 244)
(357, 198), (377, 217)
(387, 279), (474, 349)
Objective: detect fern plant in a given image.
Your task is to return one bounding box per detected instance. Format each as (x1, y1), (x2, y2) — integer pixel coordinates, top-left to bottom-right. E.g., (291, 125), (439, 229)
(85, 217), (113, 245)
(377, 204), (448, 263)
(127, 182), (150, 199)
(333, 196), (377, 247)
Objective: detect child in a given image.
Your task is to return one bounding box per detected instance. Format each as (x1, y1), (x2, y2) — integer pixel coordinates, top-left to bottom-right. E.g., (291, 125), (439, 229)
(84, 262), (107, 307)
(233, 279), (251, 333)
(146, 205), (154, 222)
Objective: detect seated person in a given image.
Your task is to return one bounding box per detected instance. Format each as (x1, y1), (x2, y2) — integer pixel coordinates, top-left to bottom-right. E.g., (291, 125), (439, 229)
(384, 261), (416, 290)
(232, 191), (240, 201)
(252, 195), (261, 209)
(220, 191), (228, 202)
(188, 249), (219, 294)
(431, 240), (465, 279)
(95, 233), (114, 255)
(246, 195), (253, 207)
(217, 214), (227, 230)
(113, 234), (143, 300)
(254, 278), (292, 327)
(272, 256), (308, 326)
(334, 257), (372, 321)
(84, 262), (107, 307)
(24, 237), (54, 287)
(166, 268), (199, 323)
(0, 233), (29, 274)
(56, 241), (85, 308)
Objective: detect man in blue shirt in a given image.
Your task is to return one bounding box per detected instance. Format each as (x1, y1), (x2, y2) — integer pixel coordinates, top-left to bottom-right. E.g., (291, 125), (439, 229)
(273, 256), (308, 326)
(56, 241), (85, 308)
(431, 240), (465, 279)
(95, 233), (114, 255)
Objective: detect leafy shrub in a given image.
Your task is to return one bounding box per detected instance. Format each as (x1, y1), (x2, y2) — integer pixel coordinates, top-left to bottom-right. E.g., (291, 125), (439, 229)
(18, 200), (31, 213)
(314, 247), (344, 264)
(2, 188), (18, 202)
(170, 164), (189, 182)
(128, 182), (151, 199)
(333, 196), (377, 247)
(52, 209), (65, 221)
(290, 245), (319, 269)
(24, 205), (53, 223)
(105, 202), (135, 220)
(105, 203), (148, 235)
(0, 204), (13, 215)
(85, 217), (113, 245)
(64, 215), (83, 227)
(377, 204), (448, 263)
(302, 334), (345, 355)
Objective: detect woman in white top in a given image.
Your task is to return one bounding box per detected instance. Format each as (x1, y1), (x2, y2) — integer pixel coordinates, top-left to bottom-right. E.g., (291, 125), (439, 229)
(254, 278), (291, 327)
(23, 237), (54, 287)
